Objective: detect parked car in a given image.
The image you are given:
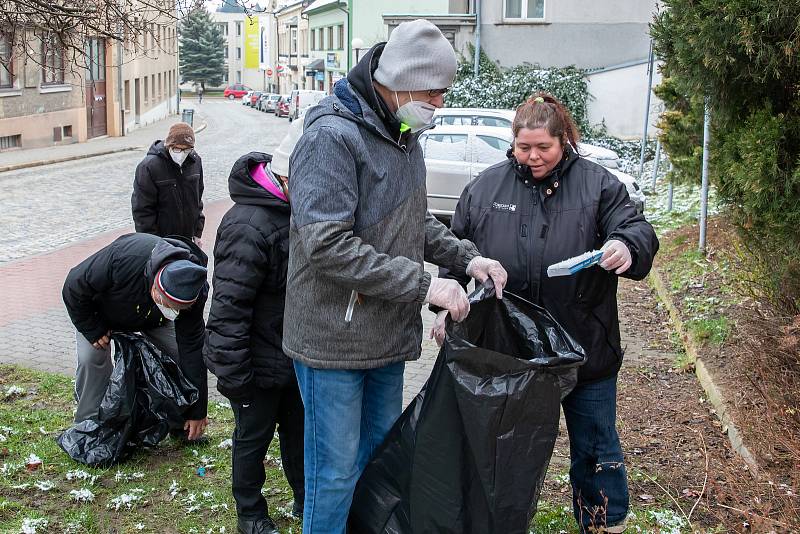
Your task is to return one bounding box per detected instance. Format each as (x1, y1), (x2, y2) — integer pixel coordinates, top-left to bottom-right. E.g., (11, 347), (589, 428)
(275, 95), (290, 118)
(223, 84), (251, 100)
(420, 123), (646, 218)
(263, 93), (281, 113)
(248, 91), (263, 107)
(241, 91), (253, 105)
(289, 89), (326, 121)
(433, 107), (515, 128)
(255, 93), (271, 111)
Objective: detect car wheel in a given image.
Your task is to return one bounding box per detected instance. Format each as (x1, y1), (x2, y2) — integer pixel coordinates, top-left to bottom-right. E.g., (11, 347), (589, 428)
(228, 94), (235, 100)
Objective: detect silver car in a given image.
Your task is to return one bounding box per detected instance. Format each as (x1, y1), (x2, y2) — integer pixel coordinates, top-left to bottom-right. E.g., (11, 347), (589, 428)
(424, 111), (646, 217)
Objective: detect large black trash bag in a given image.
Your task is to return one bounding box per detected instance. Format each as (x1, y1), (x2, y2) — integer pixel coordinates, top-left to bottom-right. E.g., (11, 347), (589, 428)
(349, 288), (586, 534)
(57, 332), (198, 466)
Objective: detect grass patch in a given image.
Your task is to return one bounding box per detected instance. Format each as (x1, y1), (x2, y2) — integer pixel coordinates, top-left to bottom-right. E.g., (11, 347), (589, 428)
(686, 317), (730, 345)
(0, 365), (300, 533)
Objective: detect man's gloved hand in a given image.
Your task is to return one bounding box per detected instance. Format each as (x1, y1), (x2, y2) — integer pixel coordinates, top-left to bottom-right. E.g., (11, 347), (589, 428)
(430, 310), (449, 347)
(600, 239), (632, 275)
(466, 256), (508, 299)
(425, 279), (470, 322)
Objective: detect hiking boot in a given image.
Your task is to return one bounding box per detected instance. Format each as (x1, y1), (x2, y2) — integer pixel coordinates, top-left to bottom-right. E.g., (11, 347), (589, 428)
(237, 516), (279, 534)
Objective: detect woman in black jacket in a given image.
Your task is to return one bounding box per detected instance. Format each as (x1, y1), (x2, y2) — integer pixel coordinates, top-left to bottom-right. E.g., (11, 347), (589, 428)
(433, 93), (659, 533)
(204, 118), (305, 534)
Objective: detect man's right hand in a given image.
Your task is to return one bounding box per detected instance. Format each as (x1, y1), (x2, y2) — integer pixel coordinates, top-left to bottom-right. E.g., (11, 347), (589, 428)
(92, 331), (111, 350)
(425, 279), (470, 322)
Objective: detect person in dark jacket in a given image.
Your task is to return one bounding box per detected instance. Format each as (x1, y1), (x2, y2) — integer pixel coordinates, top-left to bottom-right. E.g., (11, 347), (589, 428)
(433, 93), (659, 533)
(204, 118), (305, 534)
(62, 233), (210, 441)
(131, 122), (206, 245)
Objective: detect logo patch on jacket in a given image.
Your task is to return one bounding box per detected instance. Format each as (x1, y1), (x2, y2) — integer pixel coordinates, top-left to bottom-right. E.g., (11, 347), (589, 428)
(492, 202), (517, 212)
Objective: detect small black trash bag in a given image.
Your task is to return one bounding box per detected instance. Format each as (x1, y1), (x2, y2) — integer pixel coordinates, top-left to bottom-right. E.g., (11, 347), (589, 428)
(57, 332), (198, 467)
(349, 288), (586, 534)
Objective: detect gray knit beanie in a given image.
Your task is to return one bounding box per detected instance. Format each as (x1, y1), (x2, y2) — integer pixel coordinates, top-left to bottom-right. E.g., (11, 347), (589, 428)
(373, 19), (457, 91)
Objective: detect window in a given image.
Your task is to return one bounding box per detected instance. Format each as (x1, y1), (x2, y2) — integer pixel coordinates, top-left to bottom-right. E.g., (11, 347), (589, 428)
(85, 38), (105, 81)
(422, 134), (468, 162)
(475, 135), (511, 164)
(290, 27), (297, 54)
(437, 115), (472, 126)
(224, 47), (229, 59)
(124, 79), (130, 110)
(476, 116), (512, 128)
(327, 27), (333, 51)
(337, 25), (344, 50)
(144, 76), (149, 102)
(236, 22), (242, 36)
(157, 72), (162, 99)
(236, 70), (241, 83)
(504, 0), (545, 19)
(220, 23), (228, 37)
(0, 33), (13, 88)
(236, 47), (241, 59)
(310, 29), (316, 51)
(41, 33), (64, 85)
(151, 74), (155, 101)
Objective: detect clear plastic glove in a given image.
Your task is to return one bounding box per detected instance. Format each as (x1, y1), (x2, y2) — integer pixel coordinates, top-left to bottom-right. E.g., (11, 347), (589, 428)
(430, 310), (449, 347)
(424, 279), (470, 322)
(465, 256), (508, 299)
(600, 239), (632, 274)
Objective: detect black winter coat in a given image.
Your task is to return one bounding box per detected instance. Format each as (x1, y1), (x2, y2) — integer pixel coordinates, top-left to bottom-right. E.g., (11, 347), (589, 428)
(203, 152), (294, 403)
(62, 233), (210, 419)
(442, 148), (659, 384)
(131, 141), (205, 239)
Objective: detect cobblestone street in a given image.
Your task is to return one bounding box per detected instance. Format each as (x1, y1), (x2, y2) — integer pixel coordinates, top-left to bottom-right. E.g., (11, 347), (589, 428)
(0, 101), (440, 406)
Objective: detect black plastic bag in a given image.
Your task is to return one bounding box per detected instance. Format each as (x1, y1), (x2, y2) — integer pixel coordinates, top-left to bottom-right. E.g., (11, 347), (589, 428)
(349, 289), (586, 534)
(57, 332), (198, 466)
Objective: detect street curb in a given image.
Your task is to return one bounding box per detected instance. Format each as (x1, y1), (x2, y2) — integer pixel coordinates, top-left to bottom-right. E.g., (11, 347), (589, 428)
(649, 266), (760, 476)
(0, 146), (142, 174)
(0, 121), (206, 174)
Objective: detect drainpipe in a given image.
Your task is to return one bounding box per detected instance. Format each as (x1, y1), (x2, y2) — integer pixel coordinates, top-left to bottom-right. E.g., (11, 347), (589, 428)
(472, 0), (481, 77)
(117, 40), (124, 136)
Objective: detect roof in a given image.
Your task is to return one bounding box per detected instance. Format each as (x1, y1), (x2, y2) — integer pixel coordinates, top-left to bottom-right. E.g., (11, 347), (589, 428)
(303, 0), (340, 14)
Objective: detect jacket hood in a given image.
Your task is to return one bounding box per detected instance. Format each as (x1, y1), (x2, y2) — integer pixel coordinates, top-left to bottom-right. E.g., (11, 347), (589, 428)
(144, 237), (207, 288)
(147, 140), (197, 166)
(227, 152), (290, 211)
(346, 42), (402, 138)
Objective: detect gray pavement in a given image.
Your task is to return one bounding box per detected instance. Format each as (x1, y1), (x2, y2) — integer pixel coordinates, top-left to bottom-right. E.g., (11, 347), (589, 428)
(0, 100), (441, 408)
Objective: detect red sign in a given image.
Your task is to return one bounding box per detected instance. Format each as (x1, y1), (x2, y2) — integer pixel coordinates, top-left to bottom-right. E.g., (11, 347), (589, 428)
(276, 64), (285, 73)
(266, 68), (273, 76)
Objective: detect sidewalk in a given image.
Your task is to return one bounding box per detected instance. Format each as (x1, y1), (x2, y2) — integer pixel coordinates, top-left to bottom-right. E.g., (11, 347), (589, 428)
(0, 196), (440, 406)
(0, 104), (205, 173)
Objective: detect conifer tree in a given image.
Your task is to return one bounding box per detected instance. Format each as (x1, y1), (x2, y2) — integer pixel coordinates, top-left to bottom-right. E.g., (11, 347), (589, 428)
(179, 7), (225, 89)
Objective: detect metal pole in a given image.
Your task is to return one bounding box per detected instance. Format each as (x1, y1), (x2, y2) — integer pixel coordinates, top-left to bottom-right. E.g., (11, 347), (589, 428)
(472, 0), (481, 77)
(667, 180), (674, 211)
(637, 40), (655, 179)
(699, 98), (711, 252)
(650, 137), (661, 191)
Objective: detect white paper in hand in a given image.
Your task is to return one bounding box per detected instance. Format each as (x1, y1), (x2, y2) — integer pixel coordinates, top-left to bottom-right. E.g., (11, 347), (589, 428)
(547, 250), (604, 277)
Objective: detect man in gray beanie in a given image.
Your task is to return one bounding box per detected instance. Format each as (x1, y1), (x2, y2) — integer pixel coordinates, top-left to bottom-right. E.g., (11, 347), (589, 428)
(284, 18), (508, 532)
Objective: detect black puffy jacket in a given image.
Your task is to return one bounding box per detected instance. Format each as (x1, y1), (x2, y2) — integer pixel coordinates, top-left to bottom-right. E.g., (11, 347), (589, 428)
(204, 152), (294, 402)
(441, 148), (659, 384)
(131, 140), (205, 240)
(62, 233), (209, 419)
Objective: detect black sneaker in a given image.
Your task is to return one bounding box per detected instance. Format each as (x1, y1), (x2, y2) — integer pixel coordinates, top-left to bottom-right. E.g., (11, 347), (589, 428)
(237, 516), (279, 534)
(291, 499), (303, 519)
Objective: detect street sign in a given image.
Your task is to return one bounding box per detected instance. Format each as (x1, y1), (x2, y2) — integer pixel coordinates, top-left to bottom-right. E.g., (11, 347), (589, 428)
(266, 68), (273, 76)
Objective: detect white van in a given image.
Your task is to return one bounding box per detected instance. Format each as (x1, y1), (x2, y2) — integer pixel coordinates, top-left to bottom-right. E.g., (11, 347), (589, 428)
(289, 89), (326, 121)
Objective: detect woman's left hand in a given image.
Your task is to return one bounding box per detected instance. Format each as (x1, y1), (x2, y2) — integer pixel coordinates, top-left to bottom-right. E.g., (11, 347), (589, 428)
(600, 240), (632, 275)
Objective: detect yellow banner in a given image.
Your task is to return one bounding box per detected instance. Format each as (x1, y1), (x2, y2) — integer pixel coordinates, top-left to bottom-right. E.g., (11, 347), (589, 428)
(244, 16), (260, 69)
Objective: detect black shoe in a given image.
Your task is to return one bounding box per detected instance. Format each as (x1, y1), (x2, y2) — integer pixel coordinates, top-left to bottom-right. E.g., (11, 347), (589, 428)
(237, 516), (279, 534)
(291, 499), (303, 519)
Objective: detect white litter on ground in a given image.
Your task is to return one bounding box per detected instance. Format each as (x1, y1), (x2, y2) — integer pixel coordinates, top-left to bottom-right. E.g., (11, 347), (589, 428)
(4, 385), (25, 397)
(34, 480), (55, 491)
(217, 438), (232, 449)
(114, 470), (145, 482)
(20, 518), (48, 534)
(65, 469), (98, 485)
(69, 488), (95, 502)
(107, 488), (145, 511)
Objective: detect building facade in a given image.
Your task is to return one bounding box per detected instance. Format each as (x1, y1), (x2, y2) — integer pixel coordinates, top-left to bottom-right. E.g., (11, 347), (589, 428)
(304, 0), (347, 93)
(275, 1), (310, 94)
(0, 14), (178, 150)
(212, 1), (276, 91)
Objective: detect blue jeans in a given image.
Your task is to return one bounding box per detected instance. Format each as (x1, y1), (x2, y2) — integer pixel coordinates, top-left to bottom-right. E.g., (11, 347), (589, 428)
(562, 375), (629, 531)
(293, 360), (405, 534)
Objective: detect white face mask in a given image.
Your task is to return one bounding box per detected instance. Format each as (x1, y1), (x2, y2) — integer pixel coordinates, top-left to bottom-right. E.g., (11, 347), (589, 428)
(170, 149), (190, 166)
(394, 92), (436, 133)
(157, 303), (180, 321)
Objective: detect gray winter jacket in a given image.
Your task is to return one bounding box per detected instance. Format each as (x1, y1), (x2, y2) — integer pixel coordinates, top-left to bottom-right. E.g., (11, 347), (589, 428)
(283, 78), (479, 369)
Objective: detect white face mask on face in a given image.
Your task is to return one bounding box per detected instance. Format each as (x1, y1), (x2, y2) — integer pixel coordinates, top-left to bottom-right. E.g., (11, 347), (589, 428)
(394, 92), (436, 133)
(169, 148), (190, 166)
(157, 303), (180, 321)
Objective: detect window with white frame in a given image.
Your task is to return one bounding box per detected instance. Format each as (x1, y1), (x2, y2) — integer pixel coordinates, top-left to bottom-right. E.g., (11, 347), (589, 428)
(41, 32), (65, 85)
(504, 0), (545, 20)
(337, 25), (344, 50)
(327, 27), (333, 51)
(0, 33), (13, 88)
(311, 29), (316, 51)
(290, 27), (297, 55)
